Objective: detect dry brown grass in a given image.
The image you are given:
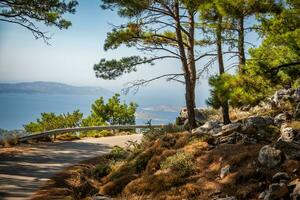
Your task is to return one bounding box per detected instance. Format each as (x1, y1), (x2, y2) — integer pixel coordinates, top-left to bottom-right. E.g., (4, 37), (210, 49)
(31, 127), (299, 200)
(289, 120), (300, 129)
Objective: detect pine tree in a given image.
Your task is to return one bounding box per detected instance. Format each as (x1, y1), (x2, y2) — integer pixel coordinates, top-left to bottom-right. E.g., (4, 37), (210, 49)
(94, 0), (215, 129)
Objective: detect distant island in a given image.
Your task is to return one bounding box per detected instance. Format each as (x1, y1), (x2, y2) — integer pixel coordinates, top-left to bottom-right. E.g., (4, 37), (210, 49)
(0, 81), (111, 95)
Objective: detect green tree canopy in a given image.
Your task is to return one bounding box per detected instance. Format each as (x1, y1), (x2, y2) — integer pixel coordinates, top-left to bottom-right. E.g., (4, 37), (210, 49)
(83, 93), (138, 126)
(207, 0), (300, 109)
(24, 110), (83, 133)
(0, 0), (78, 41)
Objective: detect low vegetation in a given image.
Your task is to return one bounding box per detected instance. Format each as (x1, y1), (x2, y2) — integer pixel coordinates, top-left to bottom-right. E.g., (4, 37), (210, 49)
(23, 93), (137, 140)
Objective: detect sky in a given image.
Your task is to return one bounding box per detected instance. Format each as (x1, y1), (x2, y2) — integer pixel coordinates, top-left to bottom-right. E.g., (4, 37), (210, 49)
(0, 0), (261, 107)
(0, 0), (182, 89)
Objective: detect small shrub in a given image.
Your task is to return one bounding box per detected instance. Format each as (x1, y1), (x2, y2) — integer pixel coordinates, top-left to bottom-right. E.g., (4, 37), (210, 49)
(126, 140), (142, 154)
(109, 160), (126, 172)
(56, 133), (80, 141)
(142, 131), (164, 142)
(93, 163), (111, 178)
(190, 134), (215, 144)
(257, 125), (280, 142)
(63, 196), (74, 200)
(106, 146), (129, 161)
(79, 130), (112, 138)
(134, 153), (153, 173)
(160, 152), (195, 176)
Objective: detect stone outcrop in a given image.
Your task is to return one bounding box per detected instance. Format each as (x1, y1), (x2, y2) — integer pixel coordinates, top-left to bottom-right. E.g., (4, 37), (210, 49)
(178, 108), (208, 126)
(275, 140), (300, 160)
(220, 165), (231, 179)
(258, 145), (282, 168)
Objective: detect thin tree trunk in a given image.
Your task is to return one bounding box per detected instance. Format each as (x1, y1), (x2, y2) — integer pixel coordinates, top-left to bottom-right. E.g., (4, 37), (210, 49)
(237, 16), (245, 72)
(185, 75), (197, 129)
(174, 1), (197, 130)
(186, 10), (197, 129)
(217, 16), (231, 124)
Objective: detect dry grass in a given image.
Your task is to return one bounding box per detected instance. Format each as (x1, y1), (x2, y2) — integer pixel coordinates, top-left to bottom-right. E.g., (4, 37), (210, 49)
(98, 132), (266, 199)
(31, 126), (299, 200)
(289, 120), (300, 129)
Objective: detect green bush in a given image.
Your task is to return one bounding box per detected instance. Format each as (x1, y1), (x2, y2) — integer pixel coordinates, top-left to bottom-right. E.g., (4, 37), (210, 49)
(93, 163), (111, 178)
(160, 152), (195, 176)
(106, 146), (129, 161)
(79, 130), (112, 138)
(24, 110), (83, 133)
(133, 152), (153, 173)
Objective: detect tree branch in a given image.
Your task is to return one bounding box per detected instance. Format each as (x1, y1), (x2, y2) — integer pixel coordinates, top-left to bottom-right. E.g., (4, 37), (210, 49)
(122, 73), (184, 94)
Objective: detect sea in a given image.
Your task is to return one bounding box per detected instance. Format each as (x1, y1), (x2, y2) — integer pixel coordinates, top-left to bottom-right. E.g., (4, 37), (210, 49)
(0, 93), (183, 130)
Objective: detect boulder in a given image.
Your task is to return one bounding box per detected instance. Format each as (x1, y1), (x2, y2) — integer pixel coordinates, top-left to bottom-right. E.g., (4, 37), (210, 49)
(217, 132), (245, 144)
(245, 116), (268, 128)
(209, 126), (222, 136)
(202, 120), (221, 130)
(275, 141), (300, 160)
(267, 183), (289, 199)
(179, 108), (207, 124)
(278, 127), (296, 142)
(274, 113), (288, 126)
(258, 191), (268, 199)
(272, 88), (294, 105)
(294, 102), (300, 120)
(239, 134), (258, 145)
(192, 120), (222, 135)
(220, 165), (231, 179)
(293, 87), (300, 102)
(262, 116), (274, 126)
(272, 172), (290, 182)
(221, 122), (242, 135)
(258, 145), (282, 168)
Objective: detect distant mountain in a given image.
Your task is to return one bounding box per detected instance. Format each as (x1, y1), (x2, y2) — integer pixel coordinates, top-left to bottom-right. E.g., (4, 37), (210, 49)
(142, 105), (180, 113)
(0, 81), (111, 95)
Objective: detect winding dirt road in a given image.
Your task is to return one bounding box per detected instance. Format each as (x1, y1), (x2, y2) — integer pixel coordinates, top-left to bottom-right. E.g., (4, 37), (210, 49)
(0, 134), (142, 200)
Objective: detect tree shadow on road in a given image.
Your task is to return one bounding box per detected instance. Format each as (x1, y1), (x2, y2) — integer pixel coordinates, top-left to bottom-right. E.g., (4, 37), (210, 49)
(0, 141), (112, 200)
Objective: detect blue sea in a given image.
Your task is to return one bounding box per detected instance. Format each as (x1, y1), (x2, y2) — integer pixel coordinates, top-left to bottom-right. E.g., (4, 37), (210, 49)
(0, 93), (181, 130)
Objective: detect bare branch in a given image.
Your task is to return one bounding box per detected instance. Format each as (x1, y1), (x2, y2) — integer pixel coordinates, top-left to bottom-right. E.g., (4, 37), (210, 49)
(122, 73), (185, 94)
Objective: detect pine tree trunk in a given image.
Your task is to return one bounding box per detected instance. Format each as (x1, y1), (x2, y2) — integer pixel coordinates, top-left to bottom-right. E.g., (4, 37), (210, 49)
(186, 11), (197, 130)
(237, 16), (245, 71)
(222, 102), (231, 124)
(217, 16), (231, 124)
(185, 74), (197, 129)
(174, 2), (197, 130)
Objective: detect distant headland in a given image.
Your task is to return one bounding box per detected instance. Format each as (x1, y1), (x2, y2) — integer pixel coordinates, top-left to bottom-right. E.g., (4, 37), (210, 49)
(0, 81), (111, 95)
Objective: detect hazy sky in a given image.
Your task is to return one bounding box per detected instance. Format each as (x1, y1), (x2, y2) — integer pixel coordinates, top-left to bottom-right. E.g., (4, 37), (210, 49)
(0, 0), (182, 89)
(0, 0), (261, 106)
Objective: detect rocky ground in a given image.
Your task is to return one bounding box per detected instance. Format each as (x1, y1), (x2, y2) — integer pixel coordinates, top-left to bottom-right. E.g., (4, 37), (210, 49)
(28, 87), (300, 200)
